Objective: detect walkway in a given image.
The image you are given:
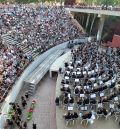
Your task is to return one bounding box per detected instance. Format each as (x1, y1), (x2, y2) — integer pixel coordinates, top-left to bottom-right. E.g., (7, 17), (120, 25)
(17, 74), (57, 129)
(29, 74), (57, 129)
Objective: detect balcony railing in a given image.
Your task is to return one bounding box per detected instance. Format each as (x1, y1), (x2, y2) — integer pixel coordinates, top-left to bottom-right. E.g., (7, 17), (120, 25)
(65, 5), (120, 11)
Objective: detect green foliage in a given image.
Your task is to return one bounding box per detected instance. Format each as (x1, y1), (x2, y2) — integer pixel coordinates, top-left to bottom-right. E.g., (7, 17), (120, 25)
(27, 112), (33, 120)
(15, 0), (39, 3)
(0, 0), (6, 3)
(100, 0), (114, 5)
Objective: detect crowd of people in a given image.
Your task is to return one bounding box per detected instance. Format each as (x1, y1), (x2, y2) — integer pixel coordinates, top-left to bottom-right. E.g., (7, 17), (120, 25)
(0, 4), (84, 103)
(5, 92), (29, 129)
(0, 43), (33, 102)
(5, 91), (37, 129)
(56, 42), (120, 126)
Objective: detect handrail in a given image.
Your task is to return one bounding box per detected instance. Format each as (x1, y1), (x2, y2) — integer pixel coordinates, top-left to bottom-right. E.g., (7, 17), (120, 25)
(65, 6), (120, 17)
(64, 5), (120, 11)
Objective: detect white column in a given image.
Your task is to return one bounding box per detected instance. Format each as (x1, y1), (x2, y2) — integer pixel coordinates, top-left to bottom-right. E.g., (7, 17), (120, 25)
(71, 12), (75, 18)
(49, 70), (52, 78)
(85, 13), (90, 29)
(97, 15), (105, 41)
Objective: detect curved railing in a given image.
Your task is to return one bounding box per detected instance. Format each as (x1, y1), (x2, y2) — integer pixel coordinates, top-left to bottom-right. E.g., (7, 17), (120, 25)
(0, 36), (86, 104)
(0, 37), (88, 129)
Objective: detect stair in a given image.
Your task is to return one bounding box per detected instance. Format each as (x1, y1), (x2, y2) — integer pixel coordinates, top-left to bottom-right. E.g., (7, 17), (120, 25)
(25, 49), (64, 96)
(22, 47), (30, 53)
(2, 33), (41, 59)
(28, 83), (36, 96)
(2, 34), (19, 45)
(32, 52), (39, 59)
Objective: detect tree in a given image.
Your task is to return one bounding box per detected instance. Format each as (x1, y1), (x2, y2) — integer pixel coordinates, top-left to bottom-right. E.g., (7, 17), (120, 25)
(100, 0), (114, 6)
(0, 0), (6, 3)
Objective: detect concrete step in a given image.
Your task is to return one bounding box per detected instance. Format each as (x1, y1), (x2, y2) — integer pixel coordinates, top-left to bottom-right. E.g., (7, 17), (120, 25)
(29, 86), (35, 90)
(28, 85), (36, 96)
(32, 52), (39, 59)
(22, 47), (30, 53)
(2, 35), (19, 45)
(26, 49), (33, 55)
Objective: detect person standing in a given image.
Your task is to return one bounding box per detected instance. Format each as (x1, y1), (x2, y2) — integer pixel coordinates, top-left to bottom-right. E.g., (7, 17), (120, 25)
(32, 122), (37, 129)
(21, 96), (25, 101)
(22, 99), (27, 109)
(23, 121), (27, 129)
(25, 91), (29, 100)
(9, 120), (14, 129)
(16, 106), (22, 115)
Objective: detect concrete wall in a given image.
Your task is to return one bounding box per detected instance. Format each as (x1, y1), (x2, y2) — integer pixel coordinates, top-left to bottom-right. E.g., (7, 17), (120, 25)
(0, 38), (86, 129)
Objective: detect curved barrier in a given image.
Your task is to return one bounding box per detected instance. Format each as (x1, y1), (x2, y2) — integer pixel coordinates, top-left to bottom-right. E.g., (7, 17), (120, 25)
(0, 38), (87, 129)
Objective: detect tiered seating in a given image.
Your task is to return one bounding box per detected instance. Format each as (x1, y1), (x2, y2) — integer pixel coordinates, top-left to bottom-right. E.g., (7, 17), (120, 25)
(0, 44), (32, 102)
(0, 5), (84, 103)
(56, 42), (120, 125)
(2, 34), (19, 45)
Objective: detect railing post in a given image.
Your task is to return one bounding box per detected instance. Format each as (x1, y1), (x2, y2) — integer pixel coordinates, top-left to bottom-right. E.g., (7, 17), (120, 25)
(85, 13), (90, 29)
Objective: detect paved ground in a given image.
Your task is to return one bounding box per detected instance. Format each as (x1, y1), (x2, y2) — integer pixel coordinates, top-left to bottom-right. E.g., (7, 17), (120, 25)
(16, 73), (57, 129)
